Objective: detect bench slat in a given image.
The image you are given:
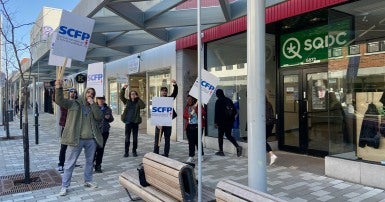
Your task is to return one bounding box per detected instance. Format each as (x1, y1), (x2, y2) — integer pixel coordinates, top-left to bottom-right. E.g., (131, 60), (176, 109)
(119, 169), (178, 202)
(144, 152), (186, 170)
(143, 158), (180, 178)
(216, 180), (286, 202)
(216, 189), (248, 202)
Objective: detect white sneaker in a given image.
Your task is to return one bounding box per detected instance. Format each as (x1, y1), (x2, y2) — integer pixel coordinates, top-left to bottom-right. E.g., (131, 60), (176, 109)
(270, 155), (277, 166)
(59, 187), (67, 196)
(186, 157), (194, 163)
(84, 182), (98, 188)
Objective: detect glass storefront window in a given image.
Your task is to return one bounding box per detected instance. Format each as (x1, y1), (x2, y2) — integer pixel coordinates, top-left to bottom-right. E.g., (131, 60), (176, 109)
(148, 69), (171, 118)
(206, 32), (276, 142)
(328, 1), (385, 162)
(109, 81), (119, 114)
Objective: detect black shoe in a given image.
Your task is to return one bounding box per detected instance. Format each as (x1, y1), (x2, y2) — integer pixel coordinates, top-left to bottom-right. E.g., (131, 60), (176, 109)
(236, 146), (243, 157)
(95, 167), (102, 173)
(162, 154), (169, 157)
(215, 151), (225, 156)
(123, 153), (129, 157)
(133, 152), (138, 157)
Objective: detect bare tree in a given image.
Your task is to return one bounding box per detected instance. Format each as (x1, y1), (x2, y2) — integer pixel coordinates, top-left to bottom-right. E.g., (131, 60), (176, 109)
(0, 0), (36, 183)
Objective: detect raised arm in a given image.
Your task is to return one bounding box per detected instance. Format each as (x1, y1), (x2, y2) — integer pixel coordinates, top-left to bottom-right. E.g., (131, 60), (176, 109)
(120, 84), (129, 105)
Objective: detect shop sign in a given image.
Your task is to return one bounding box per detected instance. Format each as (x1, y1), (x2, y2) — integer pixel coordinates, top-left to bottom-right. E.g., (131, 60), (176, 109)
(75, 73), (86, 83)
(280, 20), (350, 67)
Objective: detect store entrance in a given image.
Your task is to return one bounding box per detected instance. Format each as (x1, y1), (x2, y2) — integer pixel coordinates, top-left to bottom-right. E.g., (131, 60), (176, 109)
(279, 65), (329, 156)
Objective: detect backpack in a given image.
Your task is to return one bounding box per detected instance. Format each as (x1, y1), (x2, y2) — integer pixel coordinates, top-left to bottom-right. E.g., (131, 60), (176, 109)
(224, 99), (236, 120)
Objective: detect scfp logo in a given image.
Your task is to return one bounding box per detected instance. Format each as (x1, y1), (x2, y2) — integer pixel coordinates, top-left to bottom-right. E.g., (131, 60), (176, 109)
(58, 26), (90, 44)
(88, 74), (103, 81)
(196, 80), (215, 94)
(152, 107), (173, 113)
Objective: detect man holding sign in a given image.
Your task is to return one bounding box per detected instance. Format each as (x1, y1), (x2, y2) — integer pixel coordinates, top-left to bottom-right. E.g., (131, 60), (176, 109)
(153, 79), (178, 157)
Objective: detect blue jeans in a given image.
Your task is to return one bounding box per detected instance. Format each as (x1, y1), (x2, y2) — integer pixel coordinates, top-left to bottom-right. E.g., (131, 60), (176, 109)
(62, 139), (97, 188)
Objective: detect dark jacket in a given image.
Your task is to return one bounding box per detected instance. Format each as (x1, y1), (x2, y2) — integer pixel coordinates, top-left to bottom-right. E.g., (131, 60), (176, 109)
(359, 103), (380, 149)
(99, 103), (114, 133)
(164, 84), (178, 119)
(120, 87), (146, 124)
(214, 89), (235, 127)
(266, 100), (275, 126)
(55, 87), (104, 147)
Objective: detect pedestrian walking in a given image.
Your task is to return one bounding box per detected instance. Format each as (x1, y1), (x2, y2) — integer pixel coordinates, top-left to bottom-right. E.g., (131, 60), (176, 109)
(94, 96), (114, 172)
(214, 89), (242, 157)
(120, 86), (145, 157)
(55, 80), (104, 196)
(56, 88), (78, 173)
(183, 94), (205, 163)
(266, 95), (277, 165)
(153, 79), (178, 157)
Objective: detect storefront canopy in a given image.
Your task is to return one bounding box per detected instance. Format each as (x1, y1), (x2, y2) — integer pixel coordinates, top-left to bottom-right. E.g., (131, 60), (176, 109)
(28, 0), (286, 81)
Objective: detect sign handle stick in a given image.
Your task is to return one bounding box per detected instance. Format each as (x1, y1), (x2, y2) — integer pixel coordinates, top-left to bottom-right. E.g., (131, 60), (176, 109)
(157, 126), (163, 147)
(59, 58), (68, 79)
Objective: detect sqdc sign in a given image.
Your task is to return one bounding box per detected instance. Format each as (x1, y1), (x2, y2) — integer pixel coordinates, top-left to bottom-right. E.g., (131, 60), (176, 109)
(52, 10), (95, 62)
(280, 20), (350, 67)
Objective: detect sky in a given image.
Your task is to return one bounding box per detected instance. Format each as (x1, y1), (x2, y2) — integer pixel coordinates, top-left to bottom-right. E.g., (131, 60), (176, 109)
(3, 0), (79, 54)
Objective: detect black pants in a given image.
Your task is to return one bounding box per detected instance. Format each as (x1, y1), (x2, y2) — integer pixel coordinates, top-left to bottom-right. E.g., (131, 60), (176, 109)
(58, 127), (67, 167)
(94, 132), (109, 168)
(266, 124), (274, 152)
(125, 123), (139, 154)
(218, 125), (239, 151)
(58, 144), (67, 167)
(186, 124), (204, 157)
(153, 126), (171, 157)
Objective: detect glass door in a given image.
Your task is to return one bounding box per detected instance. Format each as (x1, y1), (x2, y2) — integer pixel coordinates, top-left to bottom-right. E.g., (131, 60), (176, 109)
(279, 66), (329, 156)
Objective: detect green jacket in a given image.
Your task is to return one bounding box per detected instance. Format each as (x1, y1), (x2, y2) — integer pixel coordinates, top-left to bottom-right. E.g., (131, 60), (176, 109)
(55, 87), (104, 147)
(120, 87), (145, 123)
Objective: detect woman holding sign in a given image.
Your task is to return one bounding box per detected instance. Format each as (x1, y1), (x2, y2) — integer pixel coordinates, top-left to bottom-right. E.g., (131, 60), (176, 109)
(120, 85), (145, 157)
(183, 94), (205, 163)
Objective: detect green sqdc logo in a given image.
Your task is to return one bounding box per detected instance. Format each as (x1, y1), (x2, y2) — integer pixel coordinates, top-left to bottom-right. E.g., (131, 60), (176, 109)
(280, 21), (350, 67)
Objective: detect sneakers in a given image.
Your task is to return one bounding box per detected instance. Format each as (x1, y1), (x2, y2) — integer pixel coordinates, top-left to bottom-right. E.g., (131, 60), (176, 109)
(84, 182), (98, 189)
(215, 151), (225, 156)
(59, 187), (67, 196)
(56, 166), (64, 173)
(270, 154), (277, 166)
(186, 157), (194, 163)
(236, 146), (243, 157)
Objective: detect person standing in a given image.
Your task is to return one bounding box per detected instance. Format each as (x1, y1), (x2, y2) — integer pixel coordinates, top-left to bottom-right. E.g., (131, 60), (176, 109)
(266, 95), (277, 165)
(55, 80), (104, 196)
(214, 89), (242, 157)
(183, 95), (205, 163)
(153, 79), (178, 157)
(94, 96), (114, 172)
(120, 86), (145, 157)
(57, 88), (78, 173)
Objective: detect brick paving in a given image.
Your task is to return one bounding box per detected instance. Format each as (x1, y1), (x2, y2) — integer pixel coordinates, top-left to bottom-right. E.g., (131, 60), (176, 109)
(0, 112), (384, 201)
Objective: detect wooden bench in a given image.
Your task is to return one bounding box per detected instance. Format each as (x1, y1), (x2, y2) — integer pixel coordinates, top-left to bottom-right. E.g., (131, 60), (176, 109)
(119, 152), (215, 202)
(215, 180), (286, 202)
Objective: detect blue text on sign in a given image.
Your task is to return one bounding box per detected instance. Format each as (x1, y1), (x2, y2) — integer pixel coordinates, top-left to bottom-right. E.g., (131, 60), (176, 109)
(59, 26), (91, 41)
(201, 80), (215, 91)
(88, 74), (103, 81)
(152, 107), (173, 113)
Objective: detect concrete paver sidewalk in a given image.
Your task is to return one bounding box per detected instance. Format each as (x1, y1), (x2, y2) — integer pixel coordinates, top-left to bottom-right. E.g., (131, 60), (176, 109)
(0, 112), (384, 202)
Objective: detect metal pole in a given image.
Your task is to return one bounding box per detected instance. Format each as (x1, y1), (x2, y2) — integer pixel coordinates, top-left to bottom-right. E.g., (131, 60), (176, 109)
(33, 76), (38, 144)
(19, 79), (22, 129)
(247, 0), (266, 191)
(197, 0), (203, 201)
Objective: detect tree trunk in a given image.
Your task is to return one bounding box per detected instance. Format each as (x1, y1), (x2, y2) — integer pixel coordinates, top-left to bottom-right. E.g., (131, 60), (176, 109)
(22, 87), (30, 183)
